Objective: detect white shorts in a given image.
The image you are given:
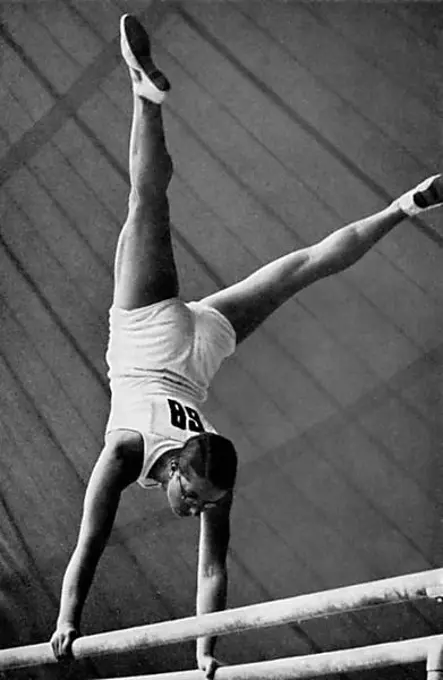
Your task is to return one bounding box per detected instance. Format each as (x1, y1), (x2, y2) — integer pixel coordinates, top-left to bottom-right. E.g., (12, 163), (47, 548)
(106, 297), (236, 409)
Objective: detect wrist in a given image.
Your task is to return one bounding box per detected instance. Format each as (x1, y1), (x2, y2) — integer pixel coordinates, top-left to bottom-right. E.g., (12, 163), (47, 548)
(56, 616), (79, 630)
(197, 651), (212, 666)
(57, 600), (81, 630)
(196, 640), (213, 659)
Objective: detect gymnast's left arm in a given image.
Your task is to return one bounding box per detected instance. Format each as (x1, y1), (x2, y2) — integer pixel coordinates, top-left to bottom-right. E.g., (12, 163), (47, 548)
(196, 492), (233, 679)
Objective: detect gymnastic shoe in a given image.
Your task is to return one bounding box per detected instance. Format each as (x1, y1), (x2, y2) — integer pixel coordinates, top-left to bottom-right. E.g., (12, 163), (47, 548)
(394, 174), (443, 216)
(120, 14), (170, 103)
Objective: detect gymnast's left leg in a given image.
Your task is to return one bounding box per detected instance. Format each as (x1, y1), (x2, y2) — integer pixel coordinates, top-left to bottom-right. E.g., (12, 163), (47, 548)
(200, 175), (443, 343)
(113, 14), (175, 310)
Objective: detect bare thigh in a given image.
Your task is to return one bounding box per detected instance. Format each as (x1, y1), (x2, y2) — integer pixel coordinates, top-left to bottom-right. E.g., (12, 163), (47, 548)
(113, 197), (179, 310)
(199, 249), (312, 343)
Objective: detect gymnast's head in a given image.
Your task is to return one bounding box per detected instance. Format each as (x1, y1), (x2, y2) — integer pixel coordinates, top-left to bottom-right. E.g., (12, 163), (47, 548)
(166, 433), (238, 517)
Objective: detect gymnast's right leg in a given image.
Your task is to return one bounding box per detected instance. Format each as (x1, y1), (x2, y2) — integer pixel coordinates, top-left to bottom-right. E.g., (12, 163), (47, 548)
(113, 14), (177, 310)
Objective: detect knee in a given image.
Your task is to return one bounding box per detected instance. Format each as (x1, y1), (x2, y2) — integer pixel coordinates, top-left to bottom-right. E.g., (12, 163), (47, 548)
(155, 150), (173, 189)
(125, 193), (170, 234)
(128, 161), (172, 218)
(164, 152), (174, 185)
(132, 151), (173, 202)
(128, 188), (165, 216)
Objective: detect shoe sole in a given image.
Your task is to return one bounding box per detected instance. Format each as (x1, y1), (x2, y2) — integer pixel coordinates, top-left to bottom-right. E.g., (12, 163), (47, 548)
(120, 14), (170, 93)
(414, 174), (443, 209)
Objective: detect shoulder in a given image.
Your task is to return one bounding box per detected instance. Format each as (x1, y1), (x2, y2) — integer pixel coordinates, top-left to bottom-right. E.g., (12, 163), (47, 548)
(199, 491), (233, 566)
(106, 429), (144, 453)
(203, 490), (233, 525)
(104, 430), (144, 484)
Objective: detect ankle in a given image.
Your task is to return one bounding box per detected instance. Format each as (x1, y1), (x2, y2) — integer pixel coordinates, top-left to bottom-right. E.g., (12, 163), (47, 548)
(133, 89), (164, 107)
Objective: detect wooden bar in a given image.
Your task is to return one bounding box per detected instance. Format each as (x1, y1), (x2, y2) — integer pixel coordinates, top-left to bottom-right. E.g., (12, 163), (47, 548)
(427, 641), (443, 680)
(97, 634), (443, 679)
(0, 569), (443, 670)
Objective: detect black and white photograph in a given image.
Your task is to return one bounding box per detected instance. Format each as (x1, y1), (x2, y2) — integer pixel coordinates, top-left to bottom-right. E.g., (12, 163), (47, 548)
(0, 1), (442, 679)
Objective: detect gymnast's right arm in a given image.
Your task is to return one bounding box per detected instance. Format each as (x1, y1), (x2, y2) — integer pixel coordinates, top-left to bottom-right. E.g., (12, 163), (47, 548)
(50, 438), (142, 659)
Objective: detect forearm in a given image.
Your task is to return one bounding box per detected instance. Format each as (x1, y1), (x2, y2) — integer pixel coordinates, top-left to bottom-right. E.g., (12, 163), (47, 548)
(57, 546), (101, 629)
(52, 443), (129, 660)
(196, 569), (228, 659)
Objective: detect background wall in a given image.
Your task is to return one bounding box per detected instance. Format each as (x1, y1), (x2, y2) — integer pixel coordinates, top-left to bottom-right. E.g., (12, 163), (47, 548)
(0, 2), (442, 678)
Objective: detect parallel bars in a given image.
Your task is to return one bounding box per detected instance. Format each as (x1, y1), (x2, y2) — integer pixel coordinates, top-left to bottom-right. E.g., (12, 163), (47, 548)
(97, 635), (443, 679)
(0, 568), (442, 673)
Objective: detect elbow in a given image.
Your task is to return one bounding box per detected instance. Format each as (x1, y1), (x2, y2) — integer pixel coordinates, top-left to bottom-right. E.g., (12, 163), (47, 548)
(200, 563), (227, 581)
(197, 563), (228, 613)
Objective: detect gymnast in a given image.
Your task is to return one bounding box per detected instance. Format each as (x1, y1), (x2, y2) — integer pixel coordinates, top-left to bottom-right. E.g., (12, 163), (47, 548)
(50, 13), (443, 679)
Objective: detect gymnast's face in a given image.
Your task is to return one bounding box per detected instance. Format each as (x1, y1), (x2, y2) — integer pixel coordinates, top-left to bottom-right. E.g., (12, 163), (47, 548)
(167, 466), (226, 517)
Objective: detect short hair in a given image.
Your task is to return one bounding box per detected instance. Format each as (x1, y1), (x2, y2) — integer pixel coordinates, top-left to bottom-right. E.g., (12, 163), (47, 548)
(179, 433), (238, 491)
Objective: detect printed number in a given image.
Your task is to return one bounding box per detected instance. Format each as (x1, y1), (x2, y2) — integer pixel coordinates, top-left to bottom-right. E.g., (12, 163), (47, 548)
(168, 399), (204, 433)
(186, 407), (205, 433)
(168, 399), (187, 429)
